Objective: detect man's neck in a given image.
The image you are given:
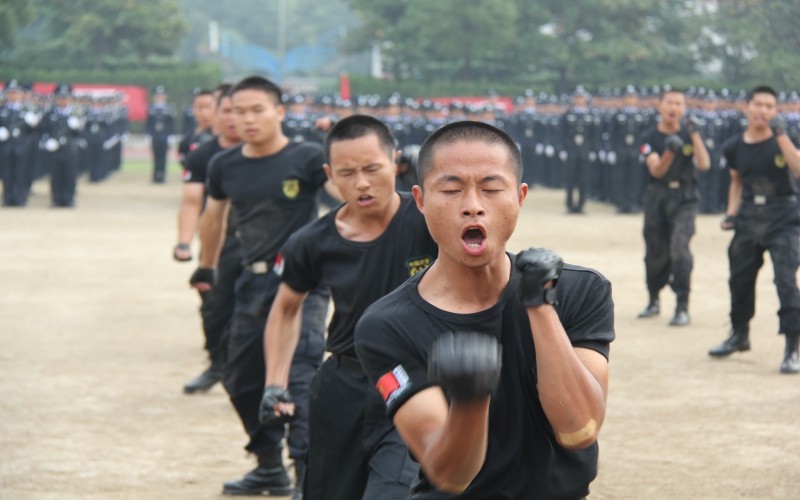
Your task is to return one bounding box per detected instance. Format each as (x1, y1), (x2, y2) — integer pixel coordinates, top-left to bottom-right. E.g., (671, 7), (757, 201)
(417, 253), (511, 314)
(335, 192), (401, 242)
(242, 135), (290, 158)
(744, 126), (772, 144)
(218, 136), (241, 149)
(658, 120), (680, 134)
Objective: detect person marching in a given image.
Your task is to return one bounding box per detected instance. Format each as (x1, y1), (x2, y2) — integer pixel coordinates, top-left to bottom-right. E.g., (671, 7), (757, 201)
(637, 87), (710, 326)
(708, 85), (800, 374)
(146, 85), (176, 183)
(261, 115), (436, 500)
(41, 83), (84, 207)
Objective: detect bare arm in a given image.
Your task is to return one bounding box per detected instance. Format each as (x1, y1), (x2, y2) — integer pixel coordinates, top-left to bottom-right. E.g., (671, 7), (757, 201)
(394, 389), (491, 493)
(265, 284), (308, 389)
(726, 169), (743, 217)
(690, 132), (711, 171)
(645, 151), (675, 179)
(198, 197), (229, 268)
(775, 134), (800, 177)
(528, 305), (608, 449)
(177, 183), (204, 247)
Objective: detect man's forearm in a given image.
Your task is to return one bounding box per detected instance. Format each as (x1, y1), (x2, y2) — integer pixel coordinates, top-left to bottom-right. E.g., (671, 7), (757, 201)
(264, 302), (303, 389)
(647, 152), (674, 179)
(691, 133), (711, 171)
(177, 202), (201, 245)
(198, 214), (225, 268)
(775, 134), (800, 176)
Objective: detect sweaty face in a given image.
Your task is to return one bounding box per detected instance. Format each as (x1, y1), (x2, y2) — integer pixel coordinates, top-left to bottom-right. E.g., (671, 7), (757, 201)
(193, 95), (216, 129)
(232, 89), (285, 146)
(746, 93), (777, 131)
(326, 134), (397, 215)
(216, 97), (240, 143)
(659, 92), (686, 125)
(413, 140), (527, 269)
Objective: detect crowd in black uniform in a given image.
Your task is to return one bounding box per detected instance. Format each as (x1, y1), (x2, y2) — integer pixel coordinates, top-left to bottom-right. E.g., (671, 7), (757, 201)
(0, 79), (129, 207)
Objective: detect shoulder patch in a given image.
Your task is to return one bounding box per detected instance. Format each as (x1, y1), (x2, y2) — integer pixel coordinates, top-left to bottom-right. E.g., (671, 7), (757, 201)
(182, 168), (191, 182)
(640, 143), (651, 155)
(376, 365), (412, 407)
(273, 253), (285, 276)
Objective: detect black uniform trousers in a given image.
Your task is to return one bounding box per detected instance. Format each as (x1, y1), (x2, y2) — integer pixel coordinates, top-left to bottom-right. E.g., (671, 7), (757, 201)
(223, 268), (328, 460)
(565, 148), (592, 212)
(86, 136), (107, 182)
(151, 135), (169, 182)
(728, 197), (800, 335)
(2, 137), (33, 206)
(642, 183), (698, 302)
(304, 356), (418, 500)
(199, 233), (242, 359)
(613, 147), (644, 213)
(47, 144), (80, 206)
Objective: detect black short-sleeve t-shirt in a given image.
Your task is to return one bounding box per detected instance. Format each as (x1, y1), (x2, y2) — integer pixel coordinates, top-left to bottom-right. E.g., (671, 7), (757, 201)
(184, 136), (223, 184)
(277, 192), (437, 355)
(207, 142), (328, 266)
(640, 127), (697, 185)
(722, 134), (798, 199)
(355, 255), (615, 499)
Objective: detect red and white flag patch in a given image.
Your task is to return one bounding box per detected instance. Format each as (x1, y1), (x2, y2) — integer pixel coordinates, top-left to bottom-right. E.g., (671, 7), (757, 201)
(640, 143), (652, 156)
(182, 168), (191, 181)
(377, 365), (411, 406)
(273, 253), (285, 276)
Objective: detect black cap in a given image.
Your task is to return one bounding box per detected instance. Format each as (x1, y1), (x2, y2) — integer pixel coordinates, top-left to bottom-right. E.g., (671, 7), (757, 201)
(4, 79), (23, 92)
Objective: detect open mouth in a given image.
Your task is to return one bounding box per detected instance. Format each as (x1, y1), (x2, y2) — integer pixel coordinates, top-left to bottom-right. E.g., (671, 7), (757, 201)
(357, 194), (374, 203)
(461, 226), (486, 249)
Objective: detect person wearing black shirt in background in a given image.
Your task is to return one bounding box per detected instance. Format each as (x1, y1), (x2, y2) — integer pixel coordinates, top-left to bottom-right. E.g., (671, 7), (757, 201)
(709, 85), (800, 374)
(637, 88), (710, 326)
(191, 76), (340, 496)
(177, 88), (216, 168)
(355, 121), (614, 499)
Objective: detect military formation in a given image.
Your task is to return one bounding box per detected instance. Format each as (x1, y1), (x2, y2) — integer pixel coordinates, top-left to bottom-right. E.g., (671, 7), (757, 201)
(0, 79), (129, 207)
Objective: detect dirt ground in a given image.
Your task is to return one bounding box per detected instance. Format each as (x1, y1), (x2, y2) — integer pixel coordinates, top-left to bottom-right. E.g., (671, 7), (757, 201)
(1, 152), (799, 500)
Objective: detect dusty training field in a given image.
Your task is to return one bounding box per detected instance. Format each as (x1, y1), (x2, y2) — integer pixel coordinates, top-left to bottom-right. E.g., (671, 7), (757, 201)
(1, 156), (799, 500)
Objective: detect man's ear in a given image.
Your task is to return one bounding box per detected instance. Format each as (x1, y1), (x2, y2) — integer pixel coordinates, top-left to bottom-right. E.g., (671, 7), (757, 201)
(412, 185), (424, 213)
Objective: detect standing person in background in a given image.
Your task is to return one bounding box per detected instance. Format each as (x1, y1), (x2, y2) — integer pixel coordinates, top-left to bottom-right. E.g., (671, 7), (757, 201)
(177, 88), (216, 168)
(0, 79), (40, 207)
(709, 85), (800, 374)
(561, 87), (596, 214)
(41, 83), (84, 208)
(192, 76), (339, 496)
(636, 88), (710, 326)
(146, 85), (176, 184)
(175, 84), (244, 394)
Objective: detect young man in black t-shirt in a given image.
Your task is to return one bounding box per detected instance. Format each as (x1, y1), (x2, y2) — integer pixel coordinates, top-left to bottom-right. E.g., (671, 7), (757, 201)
(260, 115), (437, 499)
(177, 88), (215, 167)
(637, 88), (711, 326)
(174, 85), (244, 394)
(191, 76), (338, 496)
(708, 85), (800, 374)
(355, 121), (615, 499)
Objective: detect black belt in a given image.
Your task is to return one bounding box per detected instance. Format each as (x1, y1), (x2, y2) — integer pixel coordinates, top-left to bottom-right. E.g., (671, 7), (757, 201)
(331, 353), (364, 373)
(744, 194), (797, 206)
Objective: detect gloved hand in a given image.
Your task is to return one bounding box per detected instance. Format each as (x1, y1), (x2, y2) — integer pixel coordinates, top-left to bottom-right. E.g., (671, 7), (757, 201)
(516, 247), (563, 308)
(259, 385), (295, 425)
(665, 134), (684, 153)
(428, 332), (502, 402)
(24, 111), (40, 127)
(771, 116), (787, 136)
(720, 214), (737, 231)
(44, 138), (60, 152)
(189, 267), (216, 291)
(67, 116), (82, 131)
(684, 116), (703, 134)
(173, 243), (192, 262)
(0, 127), (9, 142)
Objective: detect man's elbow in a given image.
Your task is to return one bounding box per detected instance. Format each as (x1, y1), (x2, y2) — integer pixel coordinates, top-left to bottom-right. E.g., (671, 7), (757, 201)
(426, 471), (476, 495)
(556, 418), (600, 450)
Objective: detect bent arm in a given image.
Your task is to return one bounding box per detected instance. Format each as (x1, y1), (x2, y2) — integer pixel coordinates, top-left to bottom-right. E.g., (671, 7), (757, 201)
(726, 169), (743, 217)
(264, 284), (308, 389)
(691, 132), (711, 171)
(527, 305), (608, 449)
(645, 151), (675, 179)
(776, 134), (800, 177)
(394, 388), (490, 494)
(177, 183), (204, 245)
(198, 198), (229, 268)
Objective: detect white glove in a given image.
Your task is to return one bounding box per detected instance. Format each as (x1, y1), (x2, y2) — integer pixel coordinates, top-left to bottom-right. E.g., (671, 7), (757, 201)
(558, 150), (568, 162)
(44, 138), (59, 152)
(588, 151), (597, 162)
(168, 135), (178, 145)
(67, 116), (82, 131)
(545, 145), (555, 157)
(24, 112), (40, 127)
(535, 143), (544, 155)
(0, 127), (9, 142)
(598, 150), (607, 162)
(607, 151), (617, 165)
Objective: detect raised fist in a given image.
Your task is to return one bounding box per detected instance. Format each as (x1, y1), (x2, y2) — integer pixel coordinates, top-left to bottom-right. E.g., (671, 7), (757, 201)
(259, 385), (295, 425)
(428, 332), (502, 402)
(516, 247), (563, 308)
(665, 134), (684, 153)
(684, 116), (704, 134)
(771, 116), (787, 136)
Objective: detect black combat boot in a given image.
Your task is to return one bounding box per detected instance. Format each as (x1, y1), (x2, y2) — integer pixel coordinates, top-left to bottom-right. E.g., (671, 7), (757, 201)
(669, 301), (690, 327)
(637, 296), (660, 318)
(292, 460), (306, 500)
(183, 352), (223, 394)
(779, 333), (799, 374)
(222, 448), (292, 496)
(708, 328), (750, 357)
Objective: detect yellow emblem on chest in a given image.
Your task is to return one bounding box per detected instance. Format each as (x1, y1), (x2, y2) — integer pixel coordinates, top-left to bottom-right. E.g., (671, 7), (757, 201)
(775, 155), (787, 168)
(282, 179), (300, 199)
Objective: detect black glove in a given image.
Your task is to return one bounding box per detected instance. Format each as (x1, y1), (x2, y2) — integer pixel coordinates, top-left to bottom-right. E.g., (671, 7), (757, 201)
(189, 267), (216, 288)
(173, 242), (192, 262)
(665, 134), (684, 153)
(771, 116), (787, 136)
(684, 116), (703, 135)
(516, 247), (563, 308)
(259, 385), (294, 425)
(720, 214), (737, 231)
(428, 332), (502, 402)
